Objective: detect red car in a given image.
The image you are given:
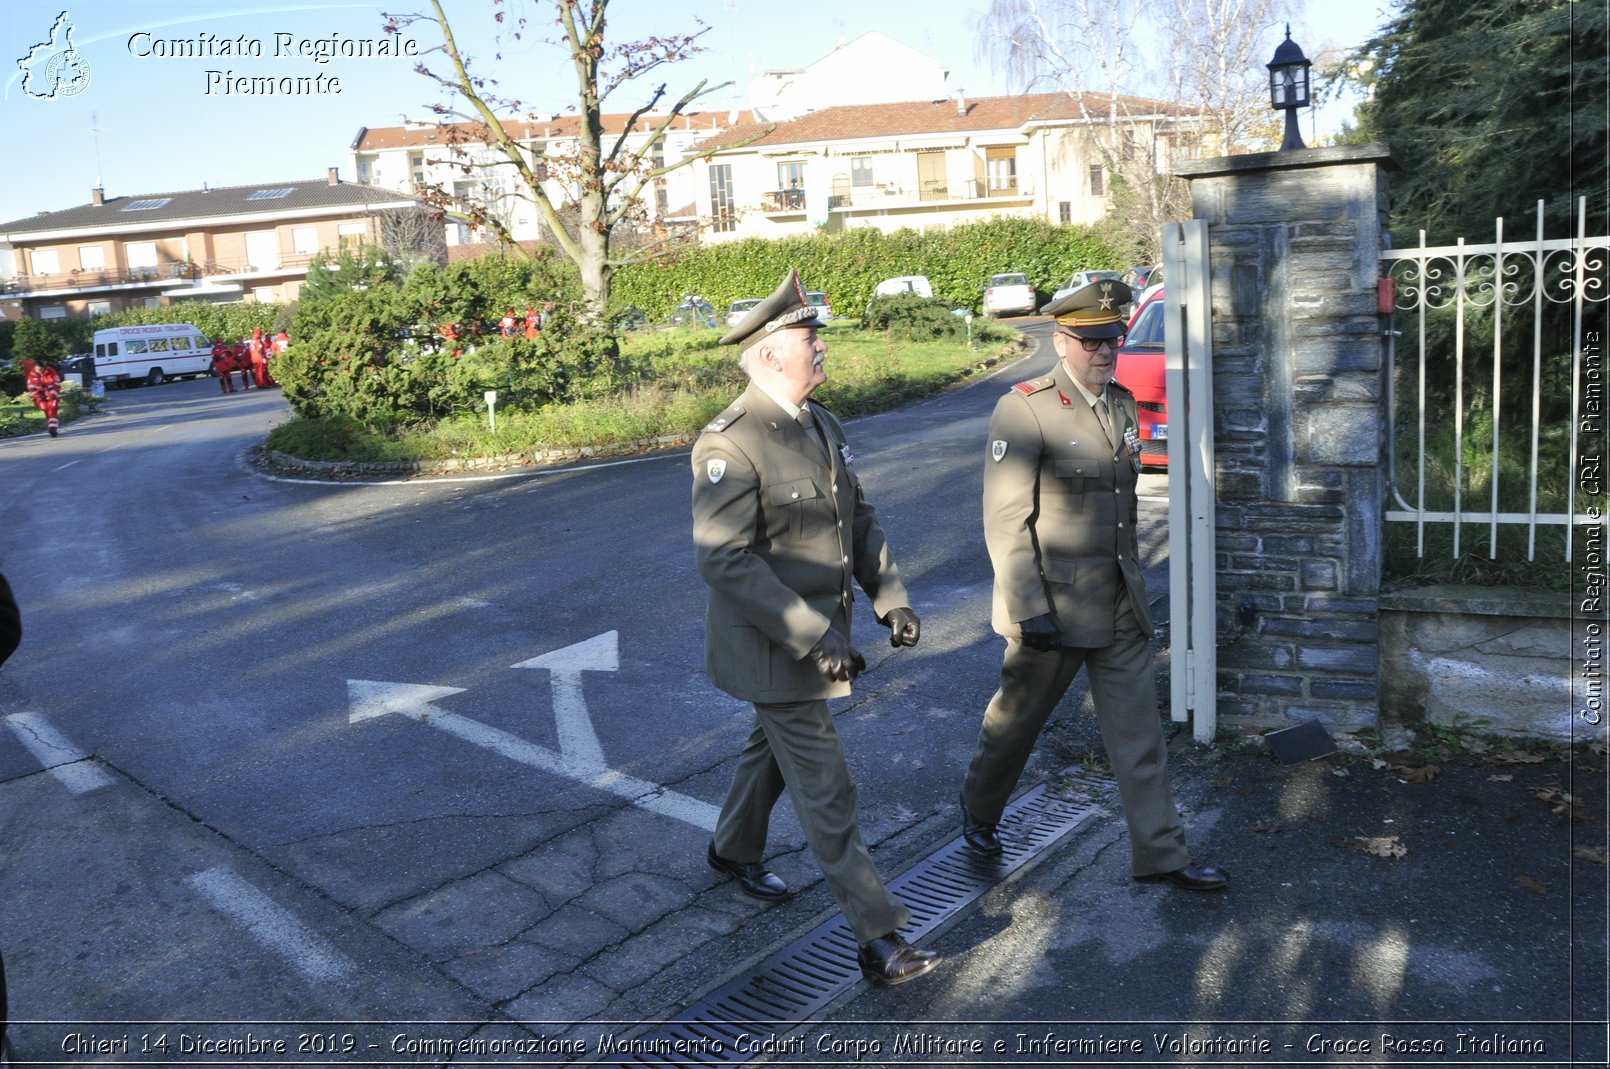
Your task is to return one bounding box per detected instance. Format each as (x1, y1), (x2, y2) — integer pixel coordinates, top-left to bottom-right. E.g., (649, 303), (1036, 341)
(1117, 284), (1168, 468)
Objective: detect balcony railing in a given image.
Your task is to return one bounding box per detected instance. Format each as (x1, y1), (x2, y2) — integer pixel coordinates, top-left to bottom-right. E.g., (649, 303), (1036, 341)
(760, 188), (807, 212)
(0, 254), (318, 295)
(825, 178), (1033, 211)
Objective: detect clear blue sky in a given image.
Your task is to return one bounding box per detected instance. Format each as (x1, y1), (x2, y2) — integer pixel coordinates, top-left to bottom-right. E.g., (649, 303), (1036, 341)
(0, 0), (1389, 227)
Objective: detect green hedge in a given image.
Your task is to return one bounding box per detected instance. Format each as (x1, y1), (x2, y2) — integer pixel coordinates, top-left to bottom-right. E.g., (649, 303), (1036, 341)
(612, 216), (1121, 320)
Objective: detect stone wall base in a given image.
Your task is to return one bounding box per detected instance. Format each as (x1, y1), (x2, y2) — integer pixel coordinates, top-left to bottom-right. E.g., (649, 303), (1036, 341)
(1379, 584), (1585, 742)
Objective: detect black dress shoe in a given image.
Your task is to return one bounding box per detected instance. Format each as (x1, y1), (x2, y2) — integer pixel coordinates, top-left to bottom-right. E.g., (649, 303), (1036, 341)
(857, 933), (941, 985)
(706, 843), (792, 900)
(959, 793), (1003, 856)
(1134, 863), (1230, 891)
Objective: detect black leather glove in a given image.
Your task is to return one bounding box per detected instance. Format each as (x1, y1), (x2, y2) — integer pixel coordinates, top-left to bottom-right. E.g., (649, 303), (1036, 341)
(809, 628), (866, 682)
(882, 606), (921, 648)
(1018, 613), (1061, 652)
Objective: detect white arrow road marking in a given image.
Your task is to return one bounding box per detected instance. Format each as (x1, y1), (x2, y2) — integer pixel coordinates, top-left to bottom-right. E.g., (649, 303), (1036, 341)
(187, 868), (354, 984)
(348, 660), (718, 831)
(4, 712), (115, 794)
(511, 629), (619, 774)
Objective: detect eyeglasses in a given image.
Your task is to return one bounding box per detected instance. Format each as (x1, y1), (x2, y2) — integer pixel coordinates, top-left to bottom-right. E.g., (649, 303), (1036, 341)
(1059, 330), (1126, 352)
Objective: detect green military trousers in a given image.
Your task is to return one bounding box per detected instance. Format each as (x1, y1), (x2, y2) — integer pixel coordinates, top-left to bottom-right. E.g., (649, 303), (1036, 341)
(961, 598), (1192, 878)
(713, 698), (910, 944)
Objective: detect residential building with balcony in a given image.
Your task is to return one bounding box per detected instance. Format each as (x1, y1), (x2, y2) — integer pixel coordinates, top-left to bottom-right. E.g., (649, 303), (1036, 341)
(691, 92), (1204, 242)
(0, 171), (429, 319)
(350, 107), (756, 248)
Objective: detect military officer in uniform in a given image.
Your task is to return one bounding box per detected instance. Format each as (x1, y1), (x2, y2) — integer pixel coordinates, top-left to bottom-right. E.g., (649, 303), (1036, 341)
(957, 278), (1229, 892)
(691, 269), (941, 985)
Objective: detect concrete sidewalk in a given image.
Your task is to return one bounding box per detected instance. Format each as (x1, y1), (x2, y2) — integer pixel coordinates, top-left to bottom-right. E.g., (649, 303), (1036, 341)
(762, 726), (1608, 1068)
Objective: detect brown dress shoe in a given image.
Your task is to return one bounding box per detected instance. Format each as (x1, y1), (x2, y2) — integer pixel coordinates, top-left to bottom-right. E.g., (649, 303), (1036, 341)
(706, 843), (793, 900)
(857, 933), (941, 985)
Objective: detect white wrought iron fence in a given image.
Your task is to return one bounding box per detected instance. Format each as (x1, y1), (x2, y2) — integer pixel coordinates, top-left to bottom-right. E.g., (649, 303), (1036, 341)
(1382, 196), (1607, 561)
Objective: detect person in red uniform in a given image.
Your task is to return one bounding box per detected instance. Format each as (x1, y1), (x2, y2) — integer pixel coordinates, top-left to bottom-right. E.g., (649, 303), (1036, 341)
(523, 305), (540, 340)
(500, 308), (517, 338)
(210, 341), (235, 394)
(22, 359), (63, 437)
(230, 338), (252, 390)
(248, 328), (269, 388)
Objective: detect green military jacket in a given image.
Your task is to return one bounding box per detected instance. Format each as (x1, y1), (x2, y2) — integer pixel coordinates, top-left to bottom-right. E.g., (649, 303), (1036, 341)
(691, 382), (909, 702)
(982, 362), (1153, 648)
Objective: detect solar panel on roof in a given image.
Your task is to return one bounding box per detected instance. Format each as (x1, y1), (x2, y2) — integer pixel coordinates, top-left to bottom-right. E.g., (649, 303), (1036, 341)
(120, 198), (172, 211)
(246, 188), (294, 200)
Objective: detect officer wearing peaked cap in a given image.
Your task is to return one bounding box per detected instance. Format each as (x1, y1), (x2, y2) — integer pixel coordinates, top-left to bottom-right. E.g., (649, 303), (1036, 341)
(691, 269), (940, 986)
(957, 278), (1231, 892)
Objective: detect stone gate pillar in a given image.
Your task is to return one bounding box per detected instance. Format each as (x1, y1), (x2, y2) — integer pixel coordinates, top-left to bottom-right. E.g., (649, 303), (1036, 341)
(1174, 144), (1397, 734)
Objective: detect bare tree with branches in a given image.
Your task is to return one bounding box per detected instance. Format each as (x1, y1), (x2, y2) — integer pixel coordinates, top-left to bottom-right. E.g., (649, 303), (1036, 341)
(977, 0), (1292, 262)
(384, 0), (765, 323)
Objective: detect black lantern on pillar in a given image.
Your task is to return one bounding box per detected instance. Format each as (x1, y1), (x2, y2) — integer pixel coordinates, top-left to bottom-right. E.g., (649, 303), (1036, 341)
(1266, 24), (1312, 151)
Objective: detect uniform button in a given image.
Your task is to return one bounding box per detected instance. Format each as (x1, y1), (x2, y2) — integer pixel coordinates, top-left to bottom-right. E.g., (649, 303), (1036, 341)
(842, 555), (849, 564)
(833, 484), (839, 492)
(837, 520), (843, 528)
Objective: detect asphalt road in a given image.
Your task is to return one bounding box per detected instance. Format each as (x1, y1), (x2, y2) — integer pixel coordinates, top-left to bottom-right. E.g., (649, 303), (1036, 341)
(0, 324), (1176, 1058)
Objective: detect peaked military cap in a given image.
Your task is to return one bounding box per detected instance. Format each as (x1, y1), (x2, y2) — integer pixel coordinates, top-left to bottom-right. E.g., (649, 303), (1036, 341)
(719, 268), (824, 348)
(1043, 278), (1134, 338)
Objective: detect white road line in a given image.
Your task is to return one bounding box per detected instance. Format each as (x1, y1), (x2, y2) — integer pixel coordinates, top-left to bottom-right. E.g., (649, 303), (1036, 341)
(4, 712), (115, 794)
(186, 868), (354, 984)
(51, 459), (82, 472)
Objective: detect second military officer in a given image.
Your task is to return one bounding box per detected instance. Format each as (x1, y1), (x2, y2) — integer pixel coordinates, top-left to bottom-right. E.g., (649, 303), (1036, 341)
(957, 278), (1229, 892)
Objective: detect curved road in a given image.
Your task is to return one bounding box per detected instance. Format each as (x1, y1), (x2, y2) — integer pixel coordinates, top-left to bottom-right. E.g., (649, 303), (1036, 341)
(0, 324), (1173, 1048)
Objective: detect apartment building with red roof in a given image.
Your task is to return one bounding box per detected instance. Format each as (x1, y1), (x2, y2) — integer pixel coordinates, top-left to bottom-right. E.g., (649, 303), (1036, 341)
(690, 91), (1207, 242)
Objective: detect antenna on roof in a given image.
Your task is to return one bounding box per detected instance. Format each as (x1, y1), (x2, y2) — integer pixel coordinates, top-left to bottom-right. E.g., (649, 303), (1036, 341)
(88, 110), (106, 189)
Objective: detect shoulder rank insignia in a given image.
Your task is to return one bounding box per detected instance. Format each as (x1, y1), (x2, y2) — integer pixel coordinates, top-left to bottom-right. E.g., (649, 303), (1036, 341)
(1011, 376), (1053, 396)
(702, 403), (746, 433)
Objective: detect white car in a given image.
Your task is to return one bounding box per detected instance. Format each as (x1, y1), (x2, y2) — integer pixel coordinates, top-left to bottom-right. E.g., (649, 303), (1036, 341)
(805, 291), (833, 320)
(725, 298), (762, 328)
(981, 272), (1037, 318)
(1040, 269), (1125, 313)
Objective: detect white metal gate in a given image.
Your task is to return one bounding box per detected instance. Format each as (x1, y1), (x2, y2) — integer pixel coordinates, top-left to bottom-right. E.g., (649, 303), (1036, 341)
(1382, 197), (1607, 559)
(1162, 220), (1219, 742)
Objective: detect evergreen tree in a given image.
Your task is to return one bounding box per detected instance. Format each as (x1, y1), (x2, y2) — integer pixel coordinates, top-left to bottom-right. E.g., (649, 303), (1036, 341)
(1352, 0), (1607, 239)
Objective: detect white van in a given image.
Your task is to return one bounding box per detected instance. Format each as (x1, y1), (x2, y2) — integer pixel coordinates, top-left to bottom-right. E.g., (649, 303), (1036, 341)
(92, 323), (214, 387)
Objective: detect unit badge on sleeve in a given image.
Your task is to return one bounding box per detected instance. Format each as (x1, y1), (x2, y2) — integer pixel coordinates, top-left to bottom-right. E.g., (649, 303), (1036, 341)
(707, 459), (727, 483)
(991, 440), (1008, 462)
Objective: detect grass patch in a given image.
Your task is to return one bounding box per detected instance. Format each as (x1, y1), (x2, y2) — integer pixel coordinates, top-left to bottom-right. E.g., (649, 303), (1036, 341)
(268, 320), (1023, 463)
(0, 384), (102, 439)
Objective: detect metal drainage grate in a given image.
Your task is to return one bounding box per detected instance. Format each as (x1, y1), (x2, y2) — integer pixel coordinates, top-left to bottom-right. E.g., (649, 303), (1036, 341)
(594, 771), (1113, 1068)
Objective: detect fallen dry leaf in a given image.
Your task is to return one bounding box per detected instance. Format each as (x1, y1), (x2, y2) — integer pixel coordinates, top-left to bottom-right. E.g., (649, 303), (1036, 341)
(1463, 738), (1492, 754)
(1515, 875), (1550, 894)
(1354, 836), (1409, 859)
(1395, 763), (1441, 783)
(1490, 751), (1548, 765)
(1574, 845), (1609, 865)
(1488, 773), (1514, 782)
(1533, 787), (1588, 822)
